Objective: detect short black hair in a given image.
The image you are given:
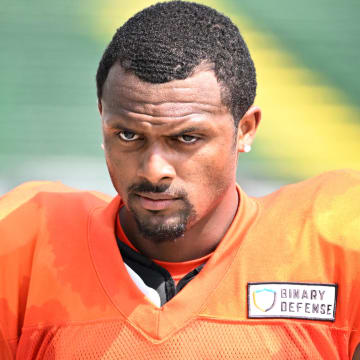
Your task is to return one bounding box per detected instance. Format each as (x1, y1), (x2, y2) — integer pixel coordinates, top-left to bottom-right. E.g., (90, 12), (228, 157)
(96, 1), (256, 126)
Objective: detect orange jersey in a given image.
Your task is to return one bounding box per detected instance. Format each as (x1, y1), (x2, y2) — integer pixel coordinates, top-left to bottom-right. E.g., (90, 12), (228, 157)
(0, 170), (360, 359)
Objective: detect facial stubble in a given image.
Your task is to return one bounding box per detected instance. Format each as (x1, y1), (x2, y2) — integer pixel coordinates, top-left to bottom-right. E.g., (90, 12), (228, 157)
(127, 183), (196, 243)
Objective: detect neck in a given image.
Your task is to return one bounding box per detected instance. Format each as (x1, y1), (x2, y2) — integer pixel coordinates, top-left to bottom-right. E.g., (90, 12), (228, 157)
(120, 184), (239, 262)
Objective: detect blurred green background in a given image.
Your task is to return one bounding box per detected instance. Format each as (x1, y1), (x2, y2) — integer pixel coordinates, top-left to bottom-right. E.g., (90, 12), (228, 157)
(1, 0), (360, 196)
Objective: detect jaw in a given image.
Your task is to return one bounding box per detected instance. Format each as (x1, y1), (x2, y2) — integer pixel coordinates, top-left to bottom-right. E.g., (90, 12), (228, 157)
(119, 181), (238, 262)
(127, 198), (196, 243)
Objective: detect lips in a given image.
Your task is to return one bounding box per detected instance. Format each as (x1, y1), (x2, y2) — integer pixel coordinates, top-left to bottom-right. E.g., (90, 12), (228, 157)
(136, 193), (179, 211)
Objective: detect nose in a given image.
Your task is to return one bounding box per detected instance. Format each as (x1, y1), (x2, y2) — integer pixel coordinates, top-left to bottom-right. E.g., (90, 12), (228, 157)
(137, 147), (176, 184)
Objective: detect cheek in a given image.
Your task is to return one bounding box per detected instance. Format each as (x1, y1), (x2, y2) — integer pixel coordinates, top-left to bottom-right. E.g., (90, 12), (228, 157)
(105, 151), (135, 198)
(204, 151), (237, 192)
(183, 147), (237, 207)
(105, 137), (134, 174)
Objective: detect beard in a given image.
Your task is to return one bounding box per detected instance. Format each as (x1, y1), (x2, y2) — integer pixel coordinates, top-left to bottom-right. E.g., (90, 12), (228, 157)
(127, 181), (196, 243)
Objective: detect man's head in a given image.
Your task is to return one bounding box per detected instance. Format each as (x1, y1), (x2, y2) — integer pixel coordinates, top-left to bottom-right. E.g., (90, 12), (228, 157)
(97, 1), (260, 248)
(96, 0), (256, 127)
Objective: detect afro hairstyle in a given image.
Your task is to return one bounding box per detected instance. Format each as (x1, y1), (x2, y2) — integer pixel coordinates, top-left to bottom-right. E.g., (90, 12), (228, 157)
(96, 1), (257, 126)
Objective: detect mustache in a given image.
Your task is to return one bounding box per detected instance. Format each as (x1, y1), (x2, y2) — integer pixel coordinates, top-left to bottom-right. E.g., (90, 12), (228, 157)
(128, 181), (187, 197)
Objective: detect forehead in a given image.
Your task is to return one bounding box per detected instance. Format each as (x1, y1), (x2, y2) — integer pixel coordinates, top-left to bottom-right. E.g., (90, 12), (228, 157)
(101, 63), (228, 119)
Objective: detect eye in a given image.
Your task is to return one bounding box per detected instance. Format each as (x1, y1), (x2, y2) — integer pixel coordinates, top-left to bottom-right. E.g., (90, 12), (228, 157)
(118, 130), (141, 142)
(177, 134), (199, 144)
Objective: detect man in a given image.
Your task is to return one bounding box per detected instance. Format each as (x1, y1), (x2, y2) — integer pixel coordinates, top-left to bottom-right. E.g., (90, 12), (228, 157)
(0, 1), (359, 359)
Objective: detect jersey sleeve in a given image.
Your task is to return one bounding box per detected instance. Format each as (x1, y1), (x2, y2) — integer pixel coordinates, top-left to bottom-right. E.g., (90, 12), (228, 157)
(0, 181), (77, 357)
(0, 327), (13, 360)
(0, 181), (111, 357)
(313, 170), (360, 355)
(0, 182), (53, 357)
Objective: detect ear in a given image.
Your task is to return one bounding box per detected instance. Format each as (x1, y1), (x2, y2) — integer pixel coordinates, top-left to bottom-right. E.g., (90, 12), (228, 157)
(98, 99), (103, 115)
(236, 106), (261, 153)
(98, 100), (105, 150)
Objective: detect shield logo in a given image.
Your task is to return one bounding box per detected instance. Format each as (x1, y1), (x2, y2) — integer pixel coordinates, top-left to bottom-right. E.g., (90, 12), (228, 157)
(253, 288), (277, 312)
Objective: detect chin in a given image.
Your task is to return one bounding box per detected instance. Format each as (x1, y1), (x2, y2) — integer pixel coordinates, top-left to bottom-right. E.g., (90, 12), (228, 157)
(133, 209), (196, 243)
(137, 220), (187, 243)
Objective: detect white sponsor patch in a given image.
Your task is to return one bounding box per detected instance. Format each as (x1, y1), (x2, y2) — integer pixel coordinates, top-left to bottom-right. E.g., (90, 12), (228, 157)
(248, 282), (337, 321)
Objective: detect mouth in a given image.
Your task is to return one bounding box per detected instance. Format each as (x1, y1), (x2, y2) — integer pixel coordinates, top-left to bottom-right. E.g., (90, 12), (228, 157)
(135, 193), (180, 211)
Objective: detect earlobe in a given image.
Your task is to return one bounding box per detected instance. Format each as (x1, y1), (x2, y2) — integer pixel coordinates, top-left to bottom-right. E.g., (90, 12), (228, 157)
(237, 106), (261, 153)
(243, 144), (251, 153)
(98, 99), (103, 115)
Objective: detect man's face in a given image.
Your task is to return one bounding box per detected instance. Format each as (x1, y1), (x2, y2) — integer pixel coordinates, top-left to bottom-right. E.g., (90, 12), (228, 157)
(100, 64), (242, 242)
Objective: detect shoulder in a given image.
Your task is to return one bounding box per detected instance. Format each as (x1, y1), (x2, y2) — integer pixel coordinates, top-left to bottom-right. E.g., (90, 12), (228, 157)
(1, 180), (111, 213)
(307, 170), (360, 249)
(0, 181), (112, 250)
(0, 182), (115, 345)
(258, 169), (360, 208)
(299, 168), (360, 198)
(258, 169), (360, 249)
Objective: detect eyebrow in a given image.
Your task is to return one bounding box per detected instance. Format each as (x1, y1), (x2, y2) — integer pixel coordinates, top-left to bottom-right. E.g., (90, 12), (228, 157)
(108, 123), (133, 131)
(170, 127), (201, 137)
(107, 120), (204, 136)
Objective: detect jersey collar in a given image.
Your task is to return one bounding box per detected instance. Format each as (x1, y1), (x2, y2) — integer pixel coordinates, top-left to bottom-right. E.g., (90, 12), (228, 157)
(88, 184), (259, 340)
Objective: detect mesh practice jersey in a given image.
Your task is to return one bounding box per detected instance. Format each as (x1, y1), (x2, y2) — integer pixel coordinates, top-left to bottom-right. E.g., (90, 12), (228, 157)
(0, 170), (360, 359)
